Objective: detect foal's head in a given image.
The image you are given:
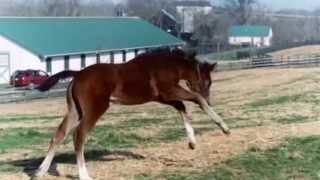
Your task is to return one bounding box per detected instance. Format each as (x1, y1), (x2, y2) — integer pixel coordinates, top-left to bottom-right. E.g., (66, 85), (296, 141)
(179, 51), (217, 105)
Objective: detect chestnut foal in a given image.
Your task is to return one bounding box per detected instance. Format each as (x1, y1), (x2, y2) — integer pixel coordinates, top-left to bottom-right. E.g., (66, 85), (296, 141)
(35, 49), (230, 180)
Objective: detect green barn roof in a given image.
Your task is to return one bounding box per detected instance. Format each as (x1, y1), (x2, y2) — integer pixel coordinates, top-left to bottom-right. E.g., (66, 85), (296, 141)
(229, 25), (272, 37)
(0, 17), (184, 58)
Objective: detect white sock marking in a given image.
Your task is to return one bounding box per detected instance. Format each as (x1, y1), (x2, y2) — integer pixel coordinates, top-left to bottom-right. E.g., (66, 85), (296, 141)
(36, 149), (55, 176)
(180, 112), (196, 145)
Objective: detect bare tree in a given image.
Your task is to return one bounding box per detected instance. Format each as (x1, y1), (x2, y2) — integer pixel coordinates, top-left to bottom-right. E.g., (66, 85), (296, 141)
(192, 10), (233, 52)
(40, 0), (81, 16)
(0, 0), (116, 16)
(6, 0), (42, 16)
(126, 0), (170, 20)
(225, 0), (256, 25)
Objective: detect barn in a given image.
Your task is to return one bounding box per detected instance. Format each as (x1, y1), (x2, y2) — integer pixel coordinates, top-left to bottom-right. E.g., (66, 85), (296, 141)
(0, 17), (185, 84)
(174, 0), (212, 34)
(229, 25), (273, 47)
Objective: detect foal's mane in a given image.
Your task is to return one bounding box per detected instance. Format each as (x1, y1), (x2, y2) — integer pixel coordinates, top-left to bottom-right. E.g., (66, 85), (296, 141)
(135, 48), (198, 63)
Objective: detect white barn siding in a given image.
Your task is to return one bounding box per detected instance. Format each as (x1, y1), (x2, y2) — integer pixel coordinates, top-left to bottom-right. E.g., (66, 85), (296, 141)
(86, 54), (97, 67)
(229, 36), (272, 47)
(114, 52), (123, 64)
(100, 53), (110, 63)
(126, 51), (135, 62)
(264, 36), (272, 47)
(51, 57), (64, 74)
(0, 35), (45, 82)
(229, 29), (273, 47)
(138, 49), (146, 55)
(70, 55), (81, 71)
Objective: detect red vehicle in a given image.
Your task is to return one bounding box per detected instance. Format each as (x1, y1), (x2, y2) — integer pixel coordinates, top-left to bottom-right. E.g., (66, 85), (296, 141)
(10, 70), (49, 88)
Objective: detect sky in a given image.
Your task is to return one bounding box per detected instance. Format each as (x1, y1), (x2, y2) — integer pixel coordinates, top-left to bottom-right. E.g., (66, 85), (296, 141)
(212, 0), (320, 11)
(259, 0), (320, 10)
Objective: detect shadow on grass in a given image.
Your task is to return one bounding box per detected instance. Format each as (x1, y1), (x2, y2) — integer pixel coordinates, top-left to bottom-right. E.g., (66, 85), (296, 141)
(2, 149), (145, 179)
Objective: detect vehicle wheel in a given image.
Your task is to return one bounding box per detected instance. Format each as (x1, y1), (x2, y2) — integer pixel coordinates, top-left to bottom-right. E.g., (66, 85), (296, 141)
(28, 83), (35, 90)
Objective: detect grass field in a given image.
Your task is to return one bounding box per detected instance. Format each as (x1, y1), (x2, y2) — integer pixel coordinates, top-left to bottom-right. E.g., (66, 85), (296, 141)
(1, 68), (320, 179)
(269, 45), (320, 58)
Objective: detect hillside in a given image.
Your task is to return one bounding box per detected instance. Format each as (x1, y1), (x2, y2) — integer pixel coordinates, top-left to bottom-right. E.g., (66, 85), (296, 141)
(269, 45), (320, 58)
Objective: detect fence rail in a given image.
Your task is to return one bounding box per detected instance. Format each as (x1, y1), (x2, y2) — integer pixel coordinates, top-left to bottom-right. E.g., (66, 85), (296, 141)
(217, 56), (320, 71)
(0, 84), (68, 103)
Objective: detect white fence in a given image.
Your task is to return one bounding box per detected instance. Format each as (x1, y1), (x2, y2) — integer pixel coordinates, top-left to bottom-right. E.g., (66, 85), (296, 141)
(217, 56), (320, 71)
(0, 83), (68, 103)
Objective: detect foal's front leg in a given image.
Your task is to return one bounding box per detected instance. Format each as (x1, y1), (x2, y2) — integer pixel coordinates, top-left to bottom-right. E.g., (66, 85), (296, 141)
(179, 112), (197, 149)
(196, 96), (230, 135)
(162, 86), (230, 135)
(162, 101), (196, 149)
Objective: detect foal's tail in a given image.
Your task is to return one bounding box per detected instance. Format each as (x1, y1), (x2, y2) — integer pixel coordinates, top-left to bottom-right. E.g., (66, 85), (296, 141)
(36, 70), (78, 92)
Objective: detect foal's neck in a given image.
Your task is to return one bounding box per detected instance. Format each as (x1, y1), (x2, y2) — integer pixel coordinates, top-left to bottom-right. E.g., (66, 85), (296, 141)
(178, 61), (198, 81)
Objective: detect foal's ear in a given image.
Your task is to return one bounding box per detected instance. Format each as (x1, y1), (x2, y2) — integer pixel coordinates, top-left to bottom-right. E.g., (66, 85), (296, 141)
(210, 62), (218, 71)
(187, 51), (197, 59)
(203, 62), (217, 71)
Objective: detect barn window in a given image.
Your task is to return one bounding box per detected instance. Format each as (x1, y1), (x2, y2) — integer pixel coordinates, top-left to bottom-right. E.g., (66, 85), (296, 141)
(81, 54), (86, 68)
(46, 57), (52, 73)
(96, 53), (100, 64)
(64, 56), (70, 70)
(110, 52), (114, 64)
(122, 50), (126, 63)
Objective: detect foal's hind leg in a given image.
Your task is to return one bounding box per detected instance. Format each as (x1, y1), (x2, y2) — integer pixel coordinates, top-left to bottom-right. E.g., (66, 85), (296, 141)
(36, 83), (79, 177)
(73, 99), (109, 180)
(162, 101), (196, 149)
(35, 108), (79, 177)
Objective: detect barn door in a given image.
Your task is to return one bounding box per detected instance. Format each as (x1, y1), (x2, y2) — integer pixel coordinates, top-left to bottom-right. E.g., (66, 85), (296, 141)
(0, 53), (10, 84)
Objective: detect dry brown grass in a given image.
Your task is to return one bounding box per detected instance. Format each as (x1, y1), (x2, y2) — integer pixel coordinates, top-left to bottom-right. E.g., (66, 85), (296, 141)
(269, 45), (320, 58)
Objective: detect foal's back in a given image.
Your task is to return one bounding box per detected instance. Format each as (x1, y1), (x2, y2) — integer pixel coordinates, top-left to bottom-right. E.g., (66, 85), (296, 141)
(72, 54), (183, 104)
(75, 53), (183, 86)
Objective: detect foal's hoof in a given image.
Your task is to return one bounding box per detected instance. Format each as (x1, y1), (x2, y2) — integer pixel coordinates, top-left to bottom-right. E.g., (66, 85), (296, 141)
(188, 142), (196, 150)
(31, 170), (46, 180)
(222, 129), (231, 136)
(79, 174), (93, 180)
(80, 177), (93, 180)
(34, 170), (46, 177)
